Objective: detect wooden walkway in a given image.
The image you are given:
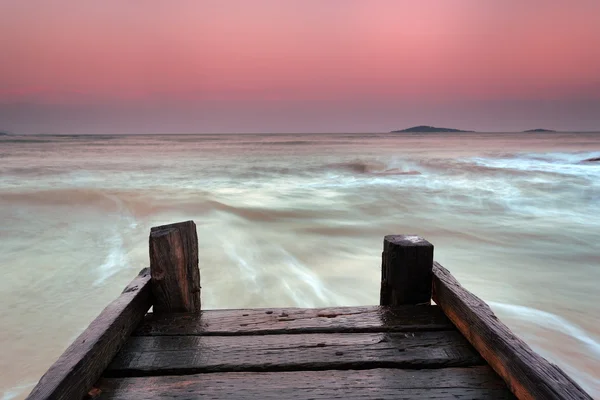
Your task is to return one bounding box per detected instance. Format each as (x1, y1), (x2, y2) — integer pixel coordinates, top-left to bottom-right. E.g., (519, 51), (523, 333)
(25, 221), (592, 400)
(96, 305), (514, 399)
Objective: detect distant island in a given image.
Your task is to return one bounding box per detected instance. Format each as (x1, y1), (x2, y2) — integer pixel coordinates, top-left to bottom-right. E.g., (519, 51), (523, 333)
(523, 129), (556, 133)
(0, 131), (11, 136)
(391, 125), (473, 133)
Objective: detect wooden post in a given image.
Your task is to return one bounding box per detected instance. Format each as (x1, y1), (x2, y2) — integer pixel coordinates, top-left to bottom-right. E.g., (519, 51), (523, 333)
(149, 220), (200, 313)
(380, 235), (433, 306)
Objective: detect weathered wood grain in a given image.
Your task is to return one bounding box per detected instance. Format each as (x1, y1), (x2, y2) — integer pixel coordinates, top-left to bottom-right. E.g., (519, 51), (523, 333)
(432, 262), (592, 400)
(149, 220), (200, 313)
(134, 305), (454, 336)
(25, 268), (153, 400)
(381, 235), (434, 306)
(106, 331), (484, 376)
(95, 367), (515, 399)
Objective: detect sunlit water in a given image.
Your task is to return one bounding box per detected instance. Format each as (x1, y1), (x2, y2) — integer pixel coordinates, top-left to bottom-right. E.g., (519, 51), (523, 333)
(1, 132), (599, 398)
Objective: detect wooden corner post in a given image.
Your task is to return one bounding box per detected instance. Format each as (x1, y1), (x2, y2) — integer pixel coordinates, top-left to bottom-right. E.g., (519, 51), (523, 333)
(380, 235), (434, 306)
(149, 220), (201, 313)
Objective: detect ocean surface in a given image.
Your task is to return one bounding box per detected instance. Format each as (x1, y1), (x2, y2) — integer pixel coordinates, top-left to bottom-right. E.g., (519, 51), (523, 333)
(1, 132), (599, 398)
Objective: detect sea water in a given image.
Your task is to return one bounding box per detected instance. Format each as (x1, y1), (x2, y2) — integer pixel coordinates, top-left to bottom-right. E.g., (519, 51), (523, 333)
(1, 132), (599, 398)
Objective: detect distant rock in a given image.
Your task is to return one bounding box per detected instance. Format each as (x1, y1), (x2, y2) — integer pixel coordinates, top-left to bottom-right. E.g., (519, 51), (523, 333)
(0, 131), (10, 136)
(582, 156), (600, 163)
(523, 129), (556, 133)
(391, 125), (473, 133)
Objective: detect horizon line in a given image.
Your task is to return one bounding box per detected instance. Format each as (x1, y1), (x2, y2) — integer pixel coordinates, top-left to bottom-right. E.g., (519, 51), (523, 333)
(3, 130), (600, 136)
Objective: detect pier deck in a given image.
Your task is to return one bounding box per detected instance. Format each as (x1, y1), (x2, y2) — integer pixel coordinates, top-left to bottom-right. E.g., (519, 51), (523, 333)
(95, 305), (513, 399)
(26, 221), (592, 400)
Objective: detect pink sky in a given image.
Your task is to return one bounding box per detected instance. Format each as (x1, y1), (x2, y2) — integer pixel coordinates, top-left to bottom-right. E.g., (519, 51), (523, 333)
(1, 1), (600, 133)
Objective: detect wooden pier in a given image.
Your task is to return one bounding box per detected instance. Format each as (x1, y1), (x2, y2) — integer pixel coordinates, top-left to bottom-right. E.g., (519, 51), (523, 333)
(26, 221), (591, 400)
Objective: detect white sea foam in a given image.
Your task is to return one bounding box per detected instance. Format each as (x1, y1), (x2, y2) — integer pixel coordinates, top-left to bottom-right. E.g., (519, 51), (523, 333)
(470, 152), (600, 178)
(1, 382), (36, 400)
(222, 240), (259, 286)
(490, 302), (600, 356)
(94, 229), (129, 287)
(490, 301), (600, 395)
(277, 247), (349, 307)
(280, 277), (314, 308)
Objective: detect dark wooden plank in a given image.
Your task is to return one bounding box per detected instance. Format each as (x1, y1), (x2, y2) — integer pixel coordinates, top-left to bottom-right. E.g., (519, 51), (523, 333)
(149, 220), (200, 313)
(381, 235), (434, 306)
(95, 367), (515, 399)
(432, 262), (592, 400)
(134, 305), (454, 336)
(106, 331), (484, 376)
(26, 268), (153, 400)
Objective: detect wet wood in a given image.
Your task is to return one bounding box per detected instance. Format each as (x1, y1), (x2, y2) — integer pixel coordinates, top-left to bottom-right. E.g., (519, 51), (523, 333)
(380, 235), (434, 306)
(106, 330), (483, 376)
(96, 367), (515, 399)
(432, 261), (592, 400)
(25, 268), (152, 400)
(134, 305), (454, 336)
(149, 220), (200, 313)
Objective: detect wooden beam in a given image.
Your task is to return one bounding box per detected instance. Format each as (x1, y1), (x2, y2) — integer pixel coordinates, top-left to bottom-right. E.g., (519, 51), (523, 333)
(134, 305), (454, 336)
(25, 268), (153, 400)
(106, 331), (483, 376)
(432, 262), (592, 400)
(149, 221), (200, 313)
(95, 367), (514, 399)
(380, 235), (433, 306)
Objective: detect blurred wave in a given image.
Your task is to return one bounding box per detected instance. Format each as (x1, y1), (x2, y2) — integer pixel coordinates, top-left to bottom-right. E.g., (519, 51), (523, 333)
(1, 132), (599, 398)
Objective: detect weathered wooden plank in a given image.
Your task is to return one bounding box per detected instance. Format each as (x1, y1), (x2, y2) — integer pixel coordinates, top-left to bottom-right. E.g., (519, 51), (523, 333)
(106, 331), (484, 376)
(381, 235), (434, 306)
(26, 268), (153, 400)
(134, 305), (454, 336)
(95, 367), (515, 399)
(149, 220), (200, 313)
(432, 262), (592, 400)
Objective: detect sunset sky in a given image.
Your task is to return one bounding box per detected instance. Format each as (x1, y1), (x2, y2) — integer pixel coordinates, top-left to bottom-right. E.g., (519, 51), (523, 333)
(1, 0), (600, 133)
